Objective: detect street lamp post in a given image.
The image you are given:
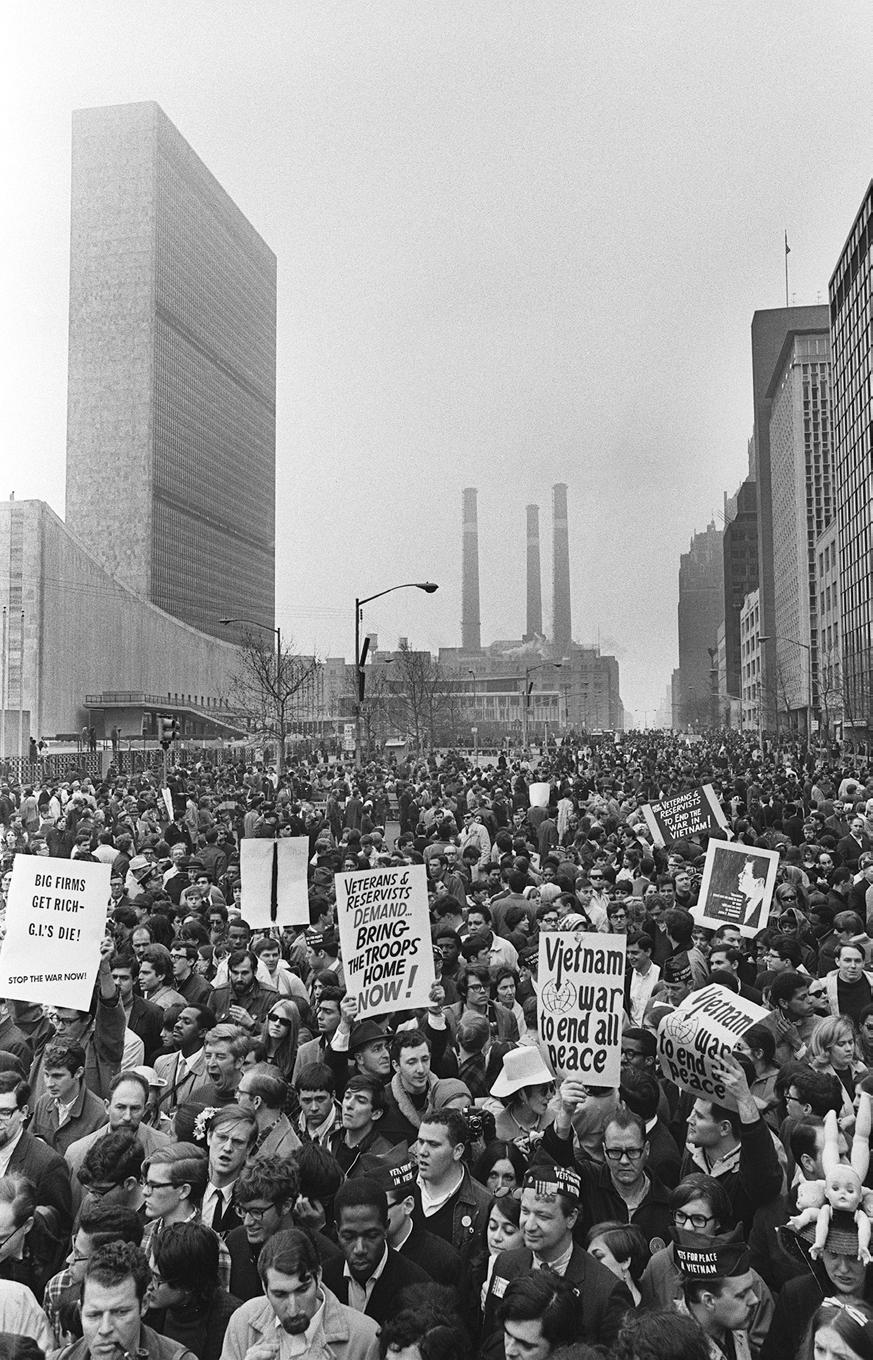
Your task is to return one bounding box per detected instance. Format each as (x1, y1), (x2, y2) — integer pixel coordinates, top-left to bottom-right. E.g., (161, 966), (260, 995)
(521, 662), (562, 749)
(759, 635), (813, 752)
(220, 616), (283, 774)
(354, 582), (438, 769)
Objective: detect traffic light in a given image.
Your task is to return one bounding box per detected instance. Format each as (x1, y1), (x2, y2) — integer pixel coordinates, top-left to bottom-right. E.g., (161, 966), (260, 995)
(172, 717), (180, 743)
(158, 715), (176, 749)
(357, 637), (370, 702)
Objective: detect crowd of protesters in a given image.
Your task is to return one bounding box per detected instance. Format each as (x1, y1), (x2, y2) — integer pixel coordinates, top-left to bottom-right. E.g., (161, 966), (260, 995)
(0, 732), (870, 1358)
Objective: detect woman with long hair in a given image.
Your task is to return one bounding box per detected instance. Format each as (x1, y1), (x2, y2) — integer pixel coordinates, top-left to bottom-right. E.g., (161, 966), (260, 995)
(808, 1013), (867, 1118)
(464, 1194), (524, 1328)
(805, 1296), (873, 1360)
(471, 1140), (528, 1199)
(146, 1220), (240, 1360)
(257, 999), (300, 1084)
(586, 1220), (650, 1308)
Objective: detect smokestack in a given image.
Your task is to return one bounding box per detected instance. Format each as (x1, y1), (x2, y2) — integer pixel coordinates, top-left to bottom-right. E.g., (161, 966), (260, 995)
(552, 483), (572, 654)
(461, 487), (481, 652)
(525, 505), (543, 640)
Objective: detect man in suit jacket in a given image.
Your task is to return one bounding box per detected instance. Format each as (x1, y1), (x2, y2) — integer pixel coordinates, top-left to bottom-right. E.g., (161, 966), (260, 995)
(837, 817), (873, 871)
(0, 1073), (72, 1237)
(153, 1003), (215, 1114)
(321, 1177), (429, 1326)
(480, 1165), (630, 1355)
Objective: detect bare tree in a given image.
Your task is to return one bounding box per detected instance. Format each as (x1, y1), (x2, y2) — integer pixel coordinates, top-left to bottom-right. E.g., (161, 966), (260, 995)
(817, 643), (843, 745)
(222, 632), (322, 775)
(389, 643), (456, 750)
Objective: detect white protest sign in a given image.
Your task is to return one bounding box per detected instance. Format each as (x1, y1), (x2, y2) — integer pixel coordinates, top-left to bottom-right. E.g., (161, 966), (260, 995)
(336, 864), (434, 1019)
(693, 839), (781, 938)
(641, 784), (729, 849)
(657, 983), (769, 1106)
(161, 788), (174, 822)
(538, 931), (626, 1085)
(529, 782), (550, 809)
(240, 838), (310, 929)
(0, 855), (109, 1010)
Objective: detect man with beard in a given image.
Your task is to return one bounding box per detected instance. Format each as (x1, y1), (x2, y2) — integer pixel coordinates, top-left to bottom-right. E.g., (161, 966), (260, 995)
(209, 950), (277, 1033)
(223, 1229), (379, 1360)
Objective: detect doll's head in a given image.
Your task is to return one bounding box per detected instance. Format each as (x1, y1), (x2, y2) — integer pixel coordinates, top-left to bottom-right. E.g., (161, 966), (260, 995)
(827, 1163), (864, 1214)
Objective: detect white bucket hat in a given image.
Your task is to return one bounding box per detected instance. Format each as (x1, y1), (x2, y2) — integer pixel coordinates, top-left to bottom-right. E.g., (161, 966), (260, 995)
(491, 1046), (555, 1098)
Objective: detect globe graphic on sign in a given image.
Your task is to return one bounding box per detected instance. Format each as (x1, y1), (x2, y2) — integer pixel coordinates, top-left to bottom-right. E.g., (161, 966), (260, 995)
(541, 980), (576, 1014)
(666, 1012), (695, 1044)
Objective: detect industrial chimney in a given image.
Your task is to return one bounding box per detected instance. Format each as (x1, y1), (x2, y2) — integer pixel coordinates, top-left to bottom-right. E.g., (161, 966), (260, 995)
(461, 487), (481, 652)
(552, 483), (572, 655)
(525, 505), (543, 640)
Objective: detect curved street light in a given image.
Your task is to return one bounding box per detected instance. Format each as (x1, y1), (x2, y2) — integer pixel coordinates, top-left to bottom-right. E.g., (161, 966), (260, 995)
(522, 661), (563, 748)
(759, 634), (813, 751)
(354, 582), (439, 767)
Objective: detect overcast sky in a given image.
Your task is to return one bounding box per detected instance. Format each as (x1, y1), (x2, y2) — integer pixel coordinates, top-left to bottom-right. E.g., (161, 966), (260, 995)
(2, 2), (871, 720)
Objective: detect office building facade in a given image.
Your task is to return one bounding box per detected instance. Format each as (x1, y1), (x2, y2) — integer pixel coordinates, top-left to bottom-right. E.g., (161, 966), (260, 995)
(677, 521), (724, 729)
(830, 182), (873, 743)
(766, 329), (832, 736)
(750, 305), (828, 728)
(722, 478), (758, 702)
(65, 102), (276, 641)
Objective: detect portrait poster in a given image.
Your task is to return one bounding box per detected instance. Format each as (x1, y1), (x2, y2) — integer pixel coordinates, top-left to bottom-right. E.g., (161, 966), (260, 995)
(692, 839), (781, 938)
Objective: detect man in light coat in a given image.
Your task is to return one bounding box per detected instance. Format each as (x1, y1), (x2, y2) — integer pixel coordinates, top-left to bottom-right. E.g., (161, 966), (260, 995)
(220, 1228), (378, 1360)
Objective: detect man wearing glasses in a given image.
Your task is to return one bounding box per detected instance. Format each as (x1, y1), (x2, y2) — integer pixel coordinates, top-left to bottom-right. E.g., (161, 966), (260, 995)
(0, 1073), (71, 1237)
(43, 1200), (143, 1350)
(540, 1081), (672, 1251)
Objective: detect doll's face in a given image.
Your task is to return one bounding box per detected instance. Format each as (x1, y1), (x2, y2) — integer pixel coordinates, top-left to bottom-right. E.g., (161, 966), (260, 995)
(828, 1165), (862, 1212)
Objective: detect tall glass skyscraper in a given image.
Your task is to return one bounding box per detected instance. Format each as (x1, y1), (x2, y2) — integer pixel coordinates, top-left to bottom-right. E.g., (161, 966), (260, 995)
(65, 102), (276, 641)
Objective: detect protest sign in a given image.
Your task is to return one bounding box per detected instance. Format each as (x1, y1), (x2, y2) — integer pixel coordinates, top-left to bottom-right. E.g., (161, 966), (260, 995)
(640, 784), (728, 848)
(529, 782), (550, 808)
(537, 931), (625, 1085)
(0, 855), (109, 1010)
(657, 983), (769, 1106)
(160, 787), (174, 823)
(692, 839), (780, 937)
(336, 864), (434, 1018)
(240, 838), (310, 929)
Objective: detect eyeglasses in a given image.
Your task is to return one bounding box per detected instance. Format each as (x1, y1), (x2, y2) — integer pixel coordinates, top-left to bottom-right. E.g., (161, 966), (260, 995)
(672, 1209), (715, 1230)
(140, 1178), (175, 1193)
(603, 1145), (645, 1162)
(268, 1014), (293, 1027)
(238, 1203), (272, 1223)
(466, 982), (487, 993)
(0, 1109), (20, 1123)
(84, 1183), (120, 1199)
